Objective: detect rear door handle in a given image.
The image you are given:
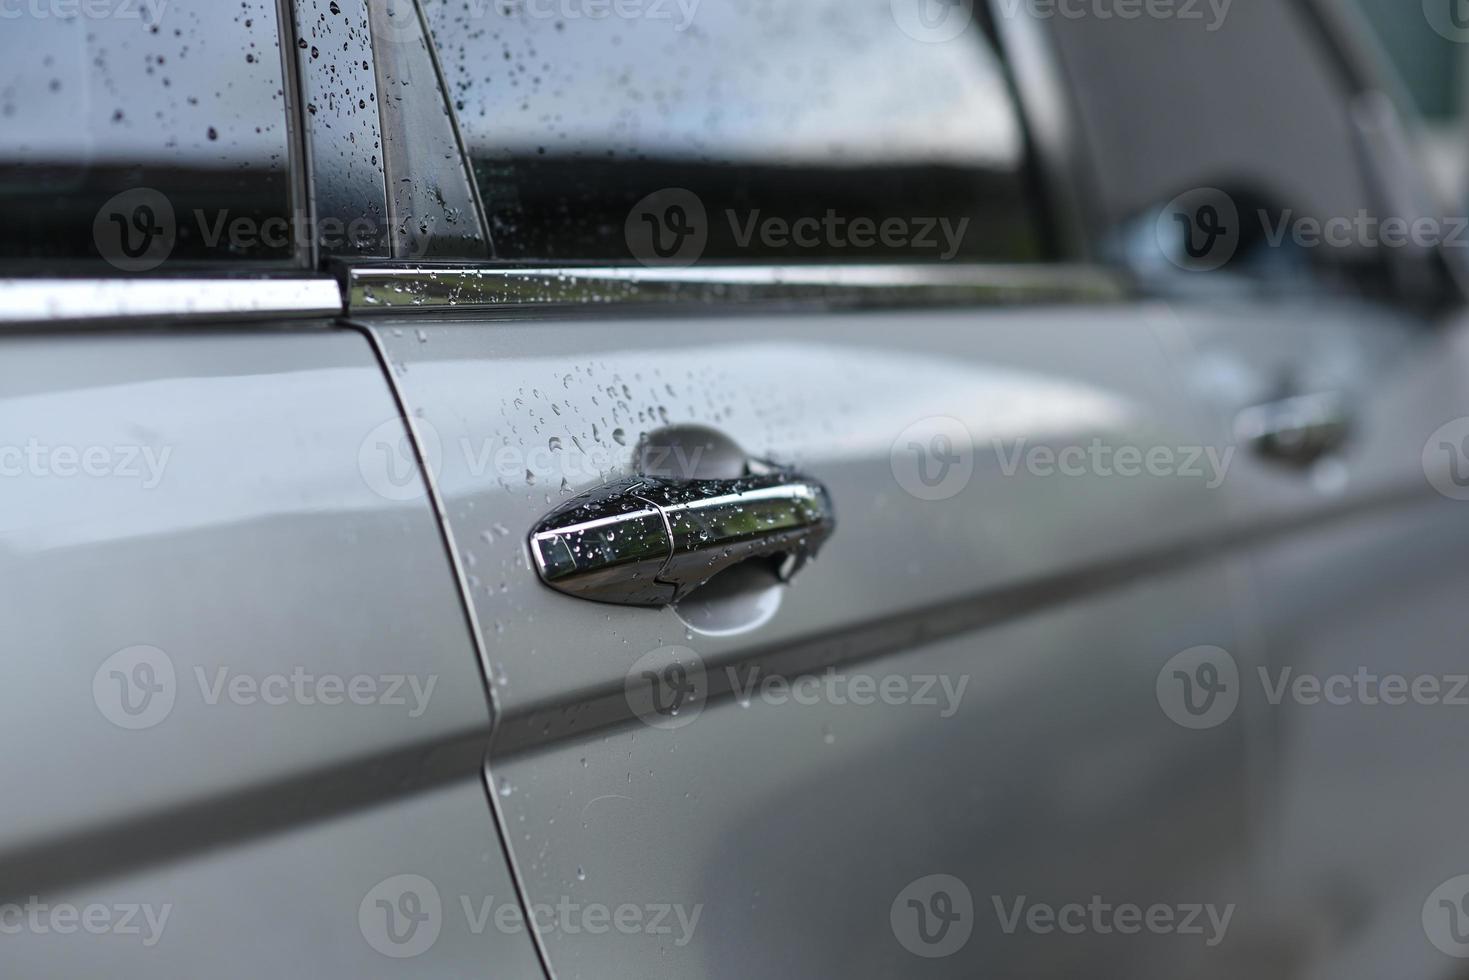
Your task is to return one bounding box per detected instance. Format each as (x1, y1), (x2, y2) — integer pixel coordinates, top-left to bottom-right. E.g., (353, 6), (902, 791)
(529, 471), (836, 607)
(1234, 391), (1353, 466)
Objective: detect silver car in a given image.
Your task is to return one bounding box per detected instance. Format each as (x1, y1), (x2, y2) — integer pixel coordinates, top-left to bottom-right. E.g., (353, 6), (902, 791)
(4, 0), (1469, 977)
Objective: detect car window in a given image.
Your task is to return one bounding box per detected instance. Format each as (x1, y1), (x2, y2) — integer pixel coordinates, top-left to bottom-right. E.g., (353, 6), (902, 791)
(421, 0), (1046, 265)
(1346, 0), (1465, 211)
(0, 0), (296, 272)
(1040, 1), (1427, 297)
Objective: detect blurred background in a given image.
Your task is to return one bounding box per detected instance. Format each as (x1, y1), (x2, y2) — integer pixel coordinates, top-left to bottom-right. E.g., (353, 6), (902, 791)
(1351, 0), (1467, 207)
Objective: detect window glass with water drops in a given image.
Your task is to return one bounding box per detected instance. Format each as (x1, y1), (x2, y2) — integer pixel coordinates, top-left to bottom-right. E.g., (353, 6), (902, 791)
(422, 0), (1047, 265)
(0, 0), (296, 271)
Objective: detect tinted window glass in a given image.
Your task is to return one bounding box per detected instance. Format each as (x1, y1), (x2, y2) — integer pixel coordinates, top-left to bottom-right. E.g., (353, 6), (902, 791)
(0, 1), (295, 271)
(1043, 4), (1395, 292)
(424, 0), (1044, 264)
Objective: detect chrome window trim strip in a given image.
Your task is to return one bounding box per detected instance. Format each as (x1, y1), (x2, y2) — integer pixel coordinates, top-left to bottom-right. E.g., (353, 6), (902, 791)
(987, 0), (1099, 263)
(348, 263), (1129, 314)
(0, 264), (1125, 328)
(288, 0), (391, 260)
(274, 0), (316, 269)
(0, 278), (344, 326)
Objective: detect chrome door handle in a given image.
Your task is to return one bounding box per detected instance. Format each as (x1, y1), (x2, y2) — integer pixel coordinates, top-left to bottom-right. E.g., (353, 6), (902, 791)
(1234, 391), (1352, 466)
(529, 471), (835, 607)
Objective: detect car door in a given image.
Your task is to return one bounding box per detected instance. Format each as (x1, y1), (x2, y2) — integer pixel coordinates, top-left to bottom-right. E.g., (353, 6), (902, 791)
(0, 5), (541, 977)
(1042, 2), (1469, 977)
(348, 2), (1270, 977)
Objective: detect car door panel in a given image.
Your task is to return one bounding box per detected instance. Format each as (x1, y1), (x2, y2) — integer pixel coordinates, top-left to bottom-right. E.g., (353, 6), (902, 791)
(368, 304), (1261, 978)
(0, 328), (540, 976)
(3, 777), (542, 979)
(1158, 300), (1469, 977)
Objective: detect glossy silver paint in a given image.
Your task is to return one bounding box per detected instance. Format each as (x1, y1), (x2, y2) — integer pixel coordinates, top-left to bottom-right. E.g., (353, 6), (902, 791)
(6, 1), (1467, 977)
(369, 306), (1257, 978)
(0, 328), (537, 975)
(1158, 298), (1469, 978)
